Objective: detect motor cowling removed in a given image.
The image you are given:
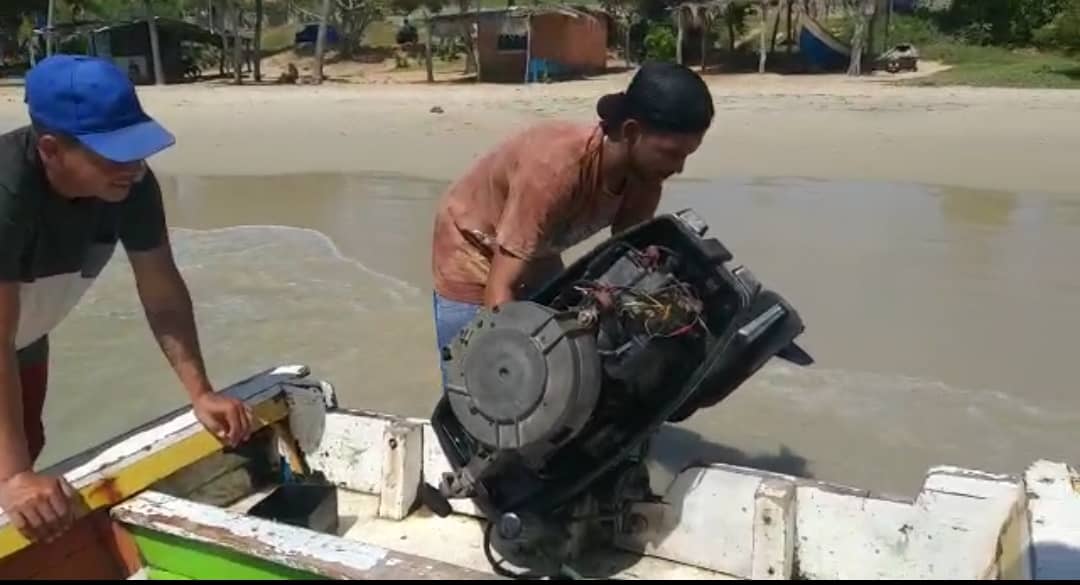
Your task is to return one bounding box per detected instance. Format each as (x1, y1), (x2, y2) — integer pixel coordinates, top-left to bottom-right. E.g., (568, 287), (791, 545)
(424, 209), (812, 577)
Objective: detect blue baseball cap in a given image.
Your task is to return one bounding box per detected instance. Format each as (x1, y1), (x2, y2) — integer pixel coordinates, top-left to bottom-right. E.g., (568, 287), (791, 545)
(25, 54), (175, 163)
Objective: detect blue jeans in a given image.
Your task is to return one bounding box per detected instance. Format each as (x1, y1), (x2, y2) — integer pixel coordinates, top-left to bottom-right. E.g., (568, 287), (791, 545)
(433, 292), (481, 381)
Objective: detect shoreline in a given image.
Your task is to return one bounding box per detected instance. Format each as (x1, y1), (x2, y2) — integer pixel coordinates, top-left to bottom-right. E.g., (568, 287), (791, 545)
(2, 75), (1079, 194)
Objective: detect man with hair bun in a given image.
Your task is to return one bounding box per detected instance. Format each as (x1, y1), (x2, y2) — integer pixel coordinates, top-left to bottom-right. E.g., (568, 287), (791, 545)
(430, 62), (715, 360)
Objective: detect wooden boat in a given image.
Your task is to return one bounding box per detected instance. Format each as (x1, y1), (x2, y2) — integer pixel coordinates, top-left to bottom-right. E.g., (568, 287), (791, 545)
(1, 365), (1077, 580)
(798, 16), (852, 72)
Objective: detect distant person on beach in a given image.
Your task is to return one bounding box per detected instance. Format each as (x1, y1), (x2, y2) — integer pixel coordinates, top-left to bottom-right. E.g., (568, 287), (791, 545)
(0, 56), (252, 543)
(430, 62), (715, 359)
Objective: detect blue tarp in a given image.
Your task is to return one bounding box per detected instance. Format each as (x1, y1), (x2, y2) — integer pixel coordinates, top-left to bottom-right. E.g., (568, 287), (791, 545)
(294, 23), (339, 46)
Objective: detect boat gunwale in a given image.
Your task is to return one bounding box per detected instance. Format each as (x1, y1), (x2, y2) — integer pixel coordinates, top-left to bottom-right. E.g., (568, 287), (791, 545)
(0, 364), (312, 558)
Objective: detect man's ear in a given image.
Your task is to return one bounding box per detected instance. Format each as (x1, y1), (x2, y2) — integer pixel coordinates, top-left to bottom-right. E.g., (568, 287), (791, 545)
(36, 134), (63, 162)
(621, 119), (642, 145)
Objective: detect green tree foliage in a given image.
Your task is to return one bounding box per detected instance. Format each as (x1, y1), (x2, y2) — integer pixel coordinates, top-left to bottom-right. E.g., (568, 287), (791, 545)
(643, 22), (676, 61)
(717, 2), (749, 52)
(1033, 0), (1080, 51)
(939, 0), (1066, 45)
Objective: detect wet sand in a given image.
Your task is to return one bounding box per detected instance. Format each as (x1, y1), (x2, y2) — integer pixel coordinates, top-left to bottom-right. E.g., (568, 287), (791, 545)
(4, 72), (1080, 193)
(1, 76), (1079, 496)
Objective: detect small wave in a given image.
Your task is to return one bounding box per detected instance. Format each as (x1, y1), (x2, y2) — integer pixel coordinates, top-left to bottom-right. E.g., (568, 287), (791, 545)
(752, 361), (1078, 425)
(169, 225), (421, 302)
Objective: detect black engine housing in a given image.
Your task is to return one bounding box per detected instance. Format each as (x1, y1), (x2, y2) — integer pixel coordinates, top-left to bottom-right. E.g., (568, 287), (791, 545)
(426, 209), (811, 574)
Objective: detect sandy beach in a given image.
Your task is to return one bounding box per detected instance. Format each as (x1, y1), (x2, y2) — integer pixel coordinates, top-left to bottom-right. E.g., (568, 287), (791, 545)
(2, 70), (1080, 193)
(4, 70), (1080, 495)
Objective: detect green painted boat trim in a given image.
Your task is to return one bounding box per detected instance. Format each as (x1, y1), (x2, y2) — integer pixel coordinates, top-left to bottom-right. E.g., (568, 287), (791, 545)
(131, 527), (326, 581)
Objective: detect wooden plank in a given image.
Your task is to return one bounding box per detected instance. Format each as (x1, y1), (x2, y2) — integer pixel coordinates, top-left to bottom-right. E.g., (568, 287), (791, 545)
(752, 478), (796, 579)
(113, 491), (502, 580)
(33, 537), (127, 580)
(615, 465), (764, 578)
(0, 366), (312, 559)
(153, 447), (271, 508)
(101, 517), (144, 577)
(0, 510), (126, 579)
(154, 428), (278, 507)
(307, 411), (392, 494)
(795, 466), (1026, 579)
(132, 527), (322, 580)
(377, 421), (423, 520)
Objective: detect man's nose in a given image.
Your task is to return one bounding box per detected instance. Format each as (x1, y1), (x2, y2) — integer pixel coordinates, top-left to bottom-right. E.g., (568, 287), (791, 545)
(113, 160), (146, 179)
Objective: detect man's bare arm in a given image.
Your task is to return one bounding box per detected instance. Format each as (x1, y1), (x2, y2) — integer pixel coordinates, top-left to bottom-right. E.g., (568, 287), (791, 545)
(484, 250), (531, 308)
(126, 233), (213, 401)
(126, 231), (252, 447)
(0, 283), (73, 542)
(0, 284), (30, 482)
(484, 252), (565, 308)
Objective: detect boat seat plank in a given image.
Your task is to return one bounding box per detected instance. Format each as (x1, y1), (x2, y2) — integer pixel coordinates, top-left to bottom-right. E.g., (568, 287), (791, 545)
(113, 491), (502, 580)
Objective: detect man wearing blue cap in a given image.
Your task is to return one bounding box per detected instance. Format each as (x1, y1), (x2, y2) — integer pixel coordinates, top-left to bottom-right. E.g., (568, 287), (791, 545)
(0, 55), (252, 543)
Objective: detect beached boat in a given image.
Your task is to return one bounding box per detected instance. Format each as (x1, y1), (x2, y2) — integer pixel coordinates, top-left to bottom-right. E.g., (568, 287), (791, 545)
(798, 16), (852, 72)
(0, 365), (1077, 580)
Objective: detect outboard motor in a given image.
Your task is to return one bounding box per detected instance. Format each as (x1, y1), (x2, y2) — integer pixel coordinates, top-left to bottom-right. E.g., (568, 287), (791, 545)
(423, 209), (812, 577)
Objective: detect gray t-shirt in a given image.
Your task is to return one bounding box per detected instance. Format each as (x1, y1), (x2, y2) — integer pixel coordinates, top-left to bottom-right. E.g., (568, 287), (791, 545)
(0, 126), (166, 364)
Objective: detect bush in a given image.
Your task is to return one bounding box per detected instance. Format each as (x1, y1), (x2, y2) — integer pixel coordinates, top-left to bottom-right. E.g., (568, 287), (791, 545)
(884, 14), (951, 46)
(956, 21), (995, 45)
(643, 23), (677, 62)
(938, 0), (1066, 45)
(1034, 0), (1080, 51)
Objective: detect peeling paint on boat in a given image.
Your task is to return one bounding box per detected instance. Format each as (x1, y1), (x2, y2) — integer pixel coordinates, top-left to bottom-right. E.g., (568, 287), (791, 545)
(113, 491), (499, 579)
(118, 492), (387, 573)
(64, 411), (200, 482)
(0, 366), (309, 553)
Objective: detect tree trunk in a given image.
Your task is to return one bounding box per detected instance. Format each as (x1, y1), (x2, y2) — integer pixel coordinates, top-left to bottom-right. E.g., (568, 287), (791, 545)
(847, 0), (874, 76)
(725, 9), (734, 53)
(145, 0), (165, 85)
(425, 15), (434, 83)
(462, 23), (478, 75)
(314, 0), (333, 83)
(624, 19), (631, 68)
(46, 0), (55, 56)
(758, 0), (767, 74)
(700, 14), (707, 72)
(675, 9), (684, 65)
(884, 0), (893, 50)
(769, 0), (782, 53)
(473, 2), (482, 79)
(232, 3), (243, 84)
(254, 0), (263, 82)
(786, 0), (794, 54)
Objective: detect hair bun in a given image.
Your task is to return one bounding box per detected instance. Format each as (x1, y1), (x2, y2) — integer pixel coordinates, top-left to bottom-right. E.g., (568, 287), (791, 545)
(596, 92), (627, 122)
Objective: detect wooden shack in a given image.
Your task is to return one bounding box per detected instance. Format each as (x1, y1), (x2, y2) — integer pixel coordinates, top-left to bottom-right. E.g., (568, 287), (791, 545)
(90, 17), (248, 84)
(430, 6), (607, 83)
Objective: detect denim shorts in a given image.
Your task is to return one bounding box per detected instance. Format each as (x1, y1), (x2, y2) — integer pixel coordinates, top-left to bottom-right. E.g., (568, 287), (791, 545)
(432, 292), (481, 380)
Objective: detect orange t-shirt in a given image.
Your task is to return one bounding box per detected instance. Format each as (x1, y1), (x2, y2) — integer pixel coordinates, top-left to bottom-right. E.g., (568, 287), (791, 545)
(431, 121), (662, 304)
